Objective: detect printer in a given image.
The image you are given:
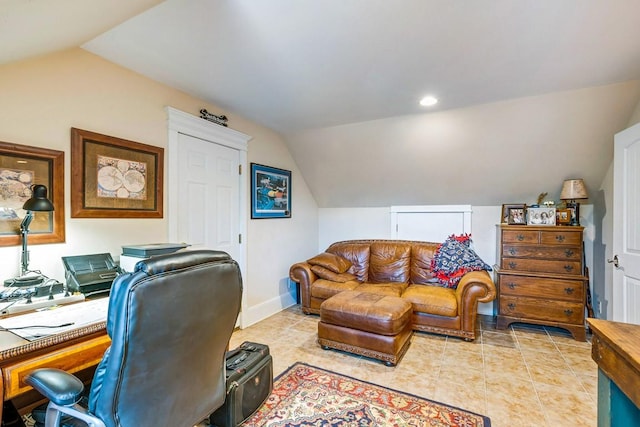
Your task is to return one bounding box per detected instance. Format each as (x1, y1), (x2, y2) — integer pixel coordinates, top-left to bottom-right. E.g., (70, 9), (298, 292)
(62, 253), (123, 297)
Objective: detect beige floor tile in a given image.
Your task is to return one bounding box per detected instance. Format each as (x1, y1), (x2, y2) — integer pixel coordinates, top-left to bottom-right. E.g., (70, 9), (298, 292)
(438, 363), (485, 386)
(578, 374), (598, 400)
(516, 336), (559, 353)
(535, 381), (597, 427)
(482, 330), (519, 348)
(511, 323), (550, 339)
(560, 351), (598, 376)
(228, 310), (597, 427)
(433, 382), (487, 416)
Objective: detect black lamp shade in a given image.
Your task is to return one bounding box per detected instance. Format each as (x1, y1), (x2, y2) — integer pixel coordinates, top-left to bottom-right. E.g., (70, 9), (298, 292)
(22, 185), (54, 212)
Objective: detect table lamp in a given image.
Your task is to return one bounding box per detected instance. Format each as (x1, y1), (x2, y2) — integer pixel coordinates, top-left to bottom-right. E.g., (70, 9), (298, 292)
(560, 179), (588, 226)
(4, 184), (55, 287)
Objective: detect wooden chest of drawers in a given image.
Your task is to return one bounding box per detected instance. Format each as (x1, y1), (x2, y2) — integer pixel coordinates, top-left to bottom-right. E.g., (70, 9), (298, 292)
(496, 225), (588, 341)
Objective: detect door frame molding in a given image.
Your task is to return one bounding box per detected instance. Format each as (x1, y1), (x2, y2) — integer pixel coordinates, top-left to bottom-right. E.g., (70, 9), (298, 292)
(166, 106), (250, 326)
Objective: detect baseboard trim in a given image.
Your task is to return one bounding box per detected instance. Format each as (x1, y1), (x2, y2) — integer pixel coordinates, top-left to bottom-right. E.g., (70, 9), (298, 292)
(241, 292), (297, 328)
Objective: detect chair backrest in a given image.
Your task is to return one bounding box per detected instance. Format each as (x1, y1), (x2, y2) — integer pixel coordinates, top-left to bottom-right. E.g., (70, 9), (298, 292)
(88, 250), (242, 427)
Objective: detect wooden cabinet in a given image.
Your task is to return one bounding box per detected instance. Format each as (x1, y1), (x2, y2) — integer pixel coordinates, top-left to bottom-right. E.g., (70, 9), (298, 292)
(495, 225), (588, 341)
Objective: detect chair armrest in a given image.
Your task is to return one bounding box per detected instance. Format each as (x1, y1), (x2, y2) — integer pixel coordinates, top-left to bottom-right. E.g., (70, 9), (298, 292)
(25, 368), (84, 406)
(26, 368), (107, 427)
(289, 262), (317, 310)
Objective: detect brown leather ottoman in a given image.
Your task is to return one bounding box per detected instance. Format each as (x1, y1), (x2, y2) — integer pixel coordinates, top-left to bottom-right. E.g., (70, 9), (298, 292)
(318, 290), (413, 366)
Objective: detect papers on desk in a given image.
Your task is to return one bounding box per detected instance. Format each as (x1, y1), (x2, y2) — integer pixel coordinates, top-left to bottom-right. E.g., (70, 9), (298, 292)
(0, 298), (109, 341)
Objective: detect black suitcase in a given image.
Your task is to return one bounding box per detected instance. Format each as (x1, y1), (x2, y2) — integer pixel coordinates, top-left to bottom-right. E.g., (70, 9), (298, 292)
(210, 342), (273, 427)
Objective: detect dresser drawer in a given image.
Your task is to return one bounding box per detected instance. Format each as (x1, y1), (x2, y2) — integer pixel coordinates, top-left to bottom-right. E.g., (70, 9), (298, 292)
(502, 230), (539, 244)
(499, 274), (585, 302)
(501, 258), (582, 275)
(539, 230), (583, 246)
(500, 296), (584, 324)
(502, 244), (581, 260)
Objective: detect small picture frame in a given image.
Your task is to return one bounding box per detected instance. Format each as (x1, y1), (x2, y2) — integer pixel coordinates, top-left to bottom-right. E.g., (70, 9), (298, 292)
(556, 208), (571, 225)
(502, 204), (526, 225)
(527, 206), (556, 226)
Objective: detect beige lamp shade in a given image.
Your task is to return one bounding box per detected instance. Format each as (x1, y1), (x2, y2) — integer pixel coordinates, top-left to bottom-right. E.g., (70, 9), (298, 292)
(560, 179), (588, 201)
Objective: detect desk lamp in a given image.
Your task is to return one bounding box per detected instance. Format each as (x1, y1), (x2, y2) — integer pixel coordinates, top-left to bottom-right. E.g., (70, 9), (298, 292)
(560, 179), (588, 226)
(4, 185), (54, 287)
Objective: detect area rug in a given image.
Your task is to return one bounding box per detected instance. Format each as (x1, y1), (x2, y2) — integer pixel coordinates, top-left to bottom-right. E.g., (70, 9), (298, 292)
(244, 362), (490, 426)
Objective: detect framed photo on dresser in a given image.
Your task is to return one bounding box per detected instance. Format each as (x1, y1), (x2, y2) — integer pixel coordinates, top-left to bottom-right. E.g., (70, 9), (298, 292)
(502, 204), (526, 225)
(527, 207), (556, 226)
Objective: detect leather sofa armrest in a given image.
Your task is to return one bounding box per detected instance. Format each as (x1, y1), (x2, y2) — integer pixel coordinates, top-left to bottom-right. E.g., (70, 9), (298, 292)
(289, 262), (317, 311)
(454, 270), (497, 307)
(454, 270), (496, 337)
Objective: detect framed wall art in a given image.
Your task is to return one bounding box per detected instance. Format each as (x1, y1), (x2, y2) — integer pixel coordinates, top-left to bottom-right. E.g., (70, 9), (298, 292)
(250, 163), (291, 219)
(71, 128), (164, 218)
(527, 206), (556, 226)
(0, 141), (65, 246)
(501, 204), (526, 225)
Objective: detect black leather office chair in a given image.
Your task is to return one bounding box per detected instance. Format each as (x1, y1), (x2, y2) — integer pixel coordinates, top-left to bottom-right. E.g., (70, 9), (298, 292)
(25, 250), (243, 427)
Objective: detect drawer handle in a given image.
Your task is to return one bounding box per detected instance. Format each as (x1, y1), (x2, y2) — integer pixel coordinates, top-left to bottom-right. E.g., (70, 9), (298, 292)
(517, 234), (525, 241)
(508, 248), (517, 256)
(564, 287), (575, 294)
(556, 235), (566, 242)
(564, 265), (574, 272)
(564, 309), (574, 316)
(508, 262), (517, 269)
(564, 249), (574, 258)
(508, 303), (516, 310)
(508, 282), (517, 289)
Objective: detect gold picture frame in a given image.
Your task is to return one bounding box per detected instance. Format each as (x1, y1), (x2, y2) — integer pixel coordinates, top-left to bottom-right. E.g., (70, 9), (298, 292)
(0, 141), (65, 246)
(556, 208), (571, 225)
(71, 128), (164, 218)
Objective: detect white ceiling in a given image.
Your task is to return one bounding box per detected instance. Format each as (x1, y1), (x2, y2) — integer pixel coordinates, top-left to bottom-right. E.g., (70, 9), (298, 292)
(81, 0), (640, 133)
(4, 0), (640, 207)
(0, 0), (162, 65)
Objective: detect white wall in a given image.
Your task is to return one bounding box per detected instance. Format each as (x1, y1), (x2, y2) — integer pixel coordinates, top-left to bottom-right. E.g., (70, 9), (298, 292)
(596, 97), (640, 320)
(319, 205), (595, 316)
(0, 49), (319, 327)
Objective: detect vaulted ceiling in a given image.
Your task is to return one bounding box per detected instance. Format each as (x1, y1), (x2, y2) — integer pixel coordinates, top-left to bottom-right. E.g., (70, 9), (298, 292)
(4, 0), (640, 207)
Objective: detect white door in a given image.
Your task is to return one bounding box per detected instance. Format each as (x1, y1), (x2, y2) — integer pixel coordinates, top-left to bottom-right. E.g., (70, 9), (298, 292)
(611, 123), (640, 324)
(177, 133), (241, 261)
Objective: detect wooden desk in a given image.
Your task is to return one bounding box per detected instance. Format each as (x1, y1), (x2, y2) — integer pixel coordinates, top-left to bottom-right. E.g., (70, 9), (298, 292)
(0, 306), (110, 421)
(588, 318), (640, 426)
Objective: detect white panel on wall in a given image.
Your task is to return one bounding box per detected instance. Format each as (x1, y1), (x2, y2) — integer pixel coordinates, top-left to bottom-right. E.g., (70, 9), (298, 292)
(390, 205), (472, 242)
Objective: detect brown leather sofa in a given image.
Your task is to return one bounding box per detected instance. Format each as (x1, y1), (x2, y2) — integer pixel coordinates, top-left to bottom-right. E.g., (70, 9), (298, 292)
(289, 239), (496, 340)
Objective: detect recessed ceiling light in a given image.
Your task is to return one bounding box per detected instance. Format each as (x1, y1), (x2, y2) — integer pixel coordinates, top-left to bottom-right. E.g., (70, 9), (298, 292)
(419, 96), (438, 107)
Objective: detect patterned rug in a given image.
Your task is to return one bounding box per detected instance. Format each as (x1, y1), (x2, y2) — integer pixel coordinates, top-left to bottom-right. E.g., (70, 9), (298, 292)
(244, 362), (490, 426)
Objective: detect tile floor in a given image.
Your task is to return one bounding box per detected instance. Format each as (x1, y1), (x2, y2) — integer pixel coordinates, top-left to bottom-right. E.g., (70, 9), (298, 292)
(229, 306), (598, 427)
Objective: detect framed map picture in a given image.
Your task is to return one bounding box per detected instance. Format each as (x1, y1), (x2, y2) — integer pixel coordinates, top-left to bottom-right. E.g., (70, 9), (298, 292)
(0, 141), (65, 246)
(71, 128), (164, 218)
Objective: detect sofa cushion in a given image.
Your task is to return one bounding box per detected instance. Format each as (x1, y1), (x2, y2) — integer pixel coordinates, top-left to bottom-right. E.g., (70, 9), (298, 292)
(402, 284), (458, 317)
(356, 282), (408, 297)
(328, 243), (371, 282)
(311, 279), (361, 300)
(310, 265), (358, 283)
(368, 242), (411, 283)
(307, 252), (352, 274)
(410, 242), (439, 284)
(431, 235), (492, 288)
